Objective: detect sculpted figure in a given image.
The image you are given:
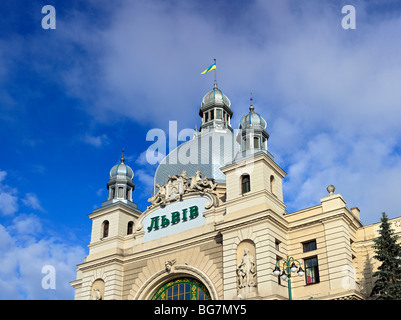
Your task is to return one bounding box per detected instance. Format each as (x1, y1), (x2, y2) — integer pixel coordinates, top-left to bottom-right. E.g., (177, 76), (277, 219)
(147, 170), (218, 209)
(237, 248), (257, 288)
(164, 259), (176, 273)
(168, 169), (189, 183)
(167, 170), (189, 201)
(90, 287), (102, 300)
(187, 170), (217, 193)
(147, 183), (167, 207)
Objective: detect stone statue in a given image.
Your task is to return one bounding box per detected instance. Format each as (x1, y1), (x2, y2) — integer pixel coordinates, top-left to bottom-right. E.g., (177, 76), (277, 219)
(168, 170), (189, 184)
(147, 183), (167, 208)
(90, 287), (102, 300)
(187, 170), (217, 193)
(167, 170), (188, 201)
(237, 248), (257, 288)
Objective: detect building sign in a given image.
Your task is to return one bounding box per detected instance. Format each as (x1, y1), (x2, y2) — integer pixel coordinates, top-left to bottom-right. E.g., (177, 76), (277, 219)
(142, 197), (208, 242)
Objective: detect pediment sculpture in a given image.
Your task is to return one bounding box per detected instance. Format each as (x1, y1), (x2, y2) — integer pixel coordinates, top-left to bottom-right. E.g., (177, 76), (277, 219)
(147, 170), (218, 209)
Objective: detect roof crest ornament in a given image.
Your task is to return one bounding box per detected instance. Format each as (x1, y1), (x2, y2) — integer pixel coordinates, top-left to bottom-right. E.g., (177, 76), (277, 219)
(147, 170), (218, 210)
(120, 148), (125, 163)
(249, 92), (254, 112)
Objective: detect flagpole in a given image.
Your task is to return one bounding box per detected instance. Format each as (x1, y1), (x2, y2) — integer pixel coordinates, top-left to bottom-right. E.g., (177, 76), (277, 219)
(214, 58), (217, 88)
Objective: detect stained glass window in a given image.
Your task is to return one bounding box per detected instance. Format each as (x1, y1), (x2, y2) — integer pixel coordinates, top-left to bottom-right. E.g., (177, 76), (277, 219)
(151, 278), (211, 300)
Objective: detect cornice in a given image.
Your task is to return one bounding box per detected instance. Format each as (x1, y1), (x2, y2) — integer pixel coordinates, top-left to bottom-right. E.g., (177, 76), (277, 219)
(223, 188), (287, 212)
(220, 151), (287, 178)
(79, 227), (221, 271)
(88, 202), (142, 219)
(216, 209), (289, 235)
(77, 255), (125, 272)
(286, 207), (363, 232)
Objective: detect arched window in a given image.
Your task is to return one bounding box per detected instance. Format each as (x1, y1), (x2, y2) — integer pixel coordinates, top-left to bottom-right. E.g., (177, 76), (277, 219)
(270, 175), (275, 195)
(254, 137), (260, 149)
(111, 187), (115, 199)
(127, 221), (134, 235)
(151, 278), (211, 300)
(102, 220), (109, 238)
(118, 187), (124, 198)
(241, 174), (250, 194)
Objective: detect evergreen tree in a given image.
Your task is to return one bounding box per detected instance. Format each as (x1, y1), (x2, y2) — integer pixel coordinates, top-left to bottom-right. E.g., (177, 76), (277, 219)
(371, 212), (401, 299)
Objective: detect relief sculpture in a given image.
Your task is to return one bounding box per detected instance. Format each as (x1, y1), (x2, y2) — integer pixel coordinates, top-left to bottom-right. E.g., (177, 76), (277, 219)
(147, 170), (218, 210)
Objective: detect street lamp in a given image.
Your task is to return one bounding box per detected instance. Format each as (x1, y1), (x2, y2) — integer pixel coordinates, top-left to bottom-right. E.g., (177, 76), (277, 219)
(273, 254), (304, 300)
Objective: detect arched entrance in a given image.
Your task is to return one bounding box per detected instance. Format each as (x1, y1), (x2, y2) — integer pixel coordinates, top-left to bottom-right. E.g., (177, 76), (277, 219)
(151, 277), (211, 300)
(131, 264), (219, 300)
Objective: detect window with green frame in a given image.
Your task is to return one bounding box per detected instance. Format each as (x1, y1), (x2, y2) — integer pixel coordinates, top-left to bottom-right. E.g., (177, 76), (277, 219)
(151, 278), (211, 300)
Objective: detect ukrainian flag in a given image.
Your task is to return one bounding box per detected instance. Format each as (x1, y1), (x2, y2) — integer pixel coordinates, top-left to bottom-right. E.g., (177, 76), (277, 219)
(201, 62), (216, 74)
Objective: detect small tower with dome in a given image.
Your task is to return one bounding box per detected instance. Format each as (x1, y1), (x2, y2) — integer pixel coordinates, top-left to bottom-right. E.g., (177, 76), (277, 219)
(106, 148), (135, 204)
(84, 149), (142, 274)
(222, 93), (286, 212)
(238, 93), (270, 153)
(199, 81), (233, 132)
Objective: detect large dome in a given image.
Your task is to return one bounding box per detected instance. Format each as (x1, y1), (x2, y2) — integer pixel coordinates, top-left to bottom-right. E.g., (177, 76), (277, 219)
(153, 130), (240, 195)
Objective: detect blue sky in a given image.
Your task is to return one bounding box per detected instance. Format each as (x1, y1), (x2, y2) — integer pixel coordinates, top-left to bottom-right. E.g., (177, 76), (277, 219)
(1, 0), (401, 299)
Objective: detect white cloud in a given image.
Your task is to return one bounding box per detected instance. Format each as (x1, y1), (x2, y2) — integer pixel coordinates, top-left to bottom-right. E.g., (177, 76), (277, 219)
(0, 172), (86, 299)
(0, 217), (86, 299)
(134, 168), (156, 199)
(82, 133), (109, 147)
(96, 188), (104, 197)
(0, 171), (18, 216)
(56, 1), (401, 139)
(134, 150), (149, 166)
(11, 214), (43, 236)
(0, 170), (6, 183)
(0, 191), (18, 216)
(0, 173), (45, 216)
(282, 132), (401, 224)
(22, 193), (44, 212)
(41, 1), (401, 225)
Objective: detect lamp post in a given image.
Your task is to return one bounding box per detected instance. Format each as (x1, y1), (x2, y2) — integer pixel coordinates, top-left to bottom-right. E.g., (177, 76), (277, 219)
(273, 254), (304, 300)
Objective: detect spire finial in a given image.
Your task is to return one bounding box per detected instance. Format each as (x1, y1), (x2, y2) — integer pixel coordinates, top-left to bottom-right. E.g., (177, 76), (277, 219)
(120, 148), (125, 163)
(249, 92), (254, 112)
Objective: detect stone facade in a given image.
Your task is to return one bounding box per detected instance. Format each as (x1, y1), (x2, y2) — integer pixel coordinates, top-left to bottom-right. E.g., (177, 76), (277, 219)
(71, 84), (399, 300)
(71, 149), (399, 300)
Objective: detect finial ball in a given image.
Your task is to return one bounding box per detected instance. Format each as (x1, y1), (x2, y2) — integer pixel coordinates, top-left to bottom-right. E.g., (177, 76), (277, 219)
(327, 185), (335, 194)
